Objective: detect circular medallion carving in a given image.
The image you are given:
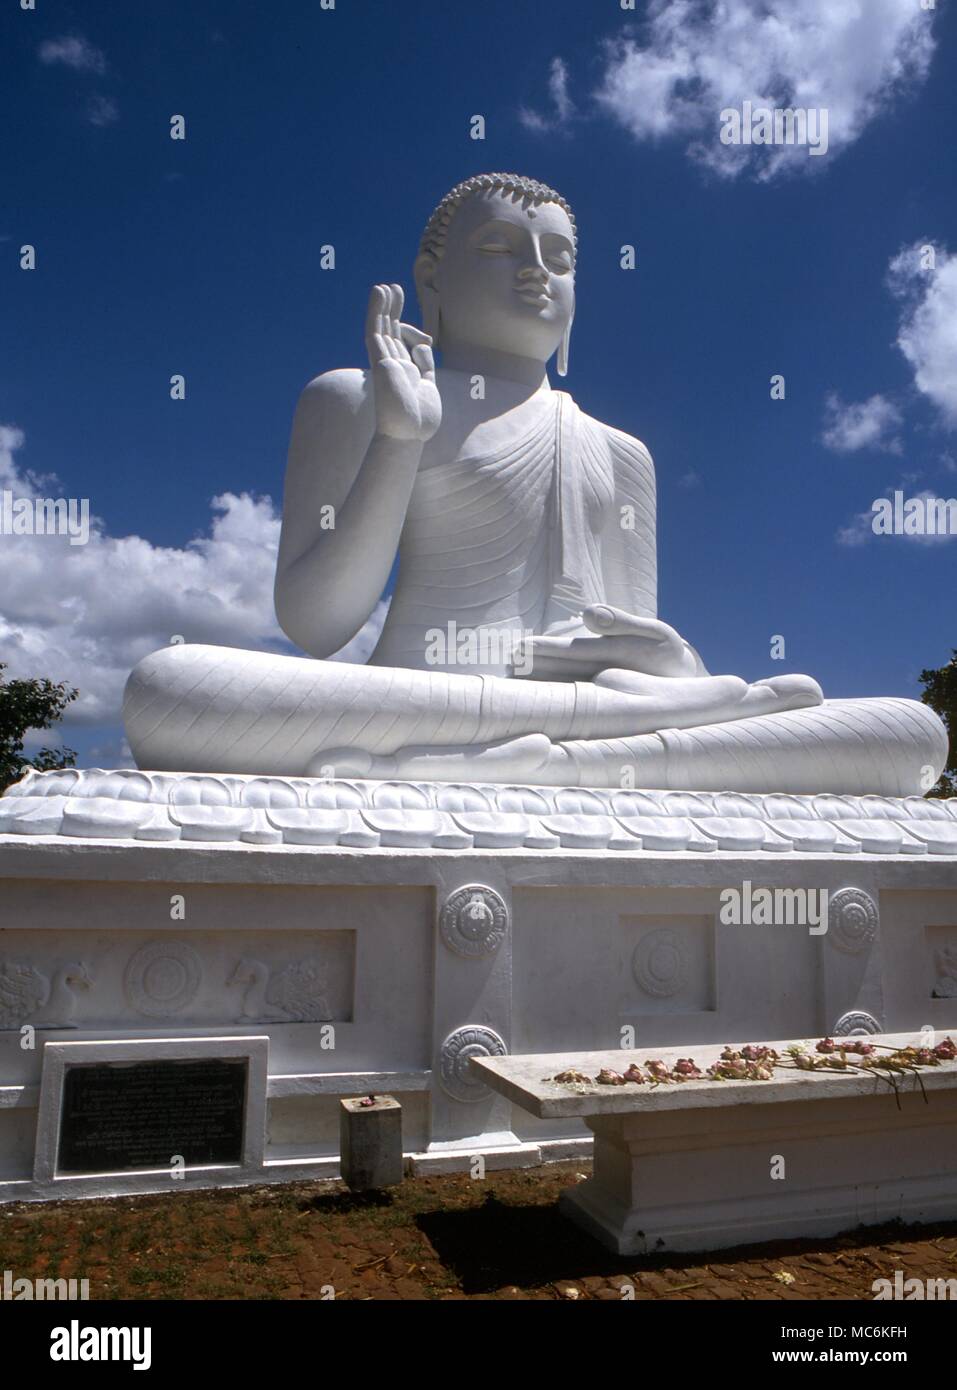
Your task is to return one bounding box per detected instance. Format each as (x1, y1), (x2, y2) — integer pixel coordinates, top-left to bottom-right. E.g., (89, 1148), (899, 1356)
(440, 885), (509, 958)
(439, 1025), (508, 1103)
(828, 887), (878, 955)
(632, 929), (687, 998)
(124, 939), (202, 1019)
(833, 1010), (882, 1037)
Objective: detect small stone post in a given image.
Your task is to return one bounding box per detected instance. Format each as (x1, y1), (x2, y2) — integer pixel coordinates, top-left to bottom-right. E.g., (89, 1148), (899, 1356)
(339, 1095), (403, 1191)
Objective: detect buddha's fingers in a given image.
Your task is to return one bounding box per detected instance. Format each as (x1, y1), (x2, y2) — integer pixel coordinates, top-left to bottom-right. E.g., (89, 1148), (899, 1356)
(411, 344), (436, 381)
(594, 668), (747, 703)
(750, 674), (824, 711)
(364, 284), (391, 362)
(379, 312), (403, 359)
(583, 605), (671, 642)
(399, 323), (432, 348)
(398, 323), (436, 380)
(306, 748), (396, 779)
(512, 634), (598, 680)
(388, 283), (404, 340)
(517, 631), (673, 680)
(371, 333), (394, 363)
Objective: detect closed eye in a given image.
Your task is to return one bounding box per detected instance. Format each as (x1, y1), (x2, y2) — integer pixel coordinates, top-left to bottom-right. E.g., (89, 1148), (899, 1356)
(477, 243), (513, 255)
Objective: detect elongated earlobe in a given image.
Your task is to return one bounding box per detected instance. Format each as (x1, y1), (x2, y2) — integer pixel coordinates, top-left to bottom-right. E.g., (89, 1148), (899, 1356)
(557, 319), (572, 377)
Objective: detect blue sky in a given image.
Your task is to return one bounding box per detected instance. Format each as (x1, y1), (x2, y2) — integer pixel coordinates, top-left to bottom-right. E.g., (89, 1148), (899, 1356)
(2, 0), (955, 766)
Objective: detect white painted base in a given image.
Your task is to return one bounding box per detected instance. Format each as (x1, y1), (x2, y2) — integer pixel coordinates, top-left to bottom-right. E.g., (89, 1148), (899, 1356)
(562, 1090), (957, 1254)
(561, 1172), (957, 1257)
(1, 811), (955, 1202)
(408, 1132), (543, 1176)
(474, 1036), (957, 1255)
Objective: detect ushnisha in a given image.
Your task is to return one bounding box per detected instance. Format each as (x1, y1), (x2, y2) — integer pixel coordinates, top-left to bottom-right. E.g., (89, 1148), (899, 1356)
(124, 174), (946, 794)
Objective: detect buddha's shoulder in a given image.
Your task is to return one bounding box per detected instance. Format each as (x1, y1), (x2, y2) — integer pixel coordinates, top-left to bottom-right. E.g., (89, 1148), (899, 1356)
(571, 400), (655, 470)
(297, 368), (374, 419)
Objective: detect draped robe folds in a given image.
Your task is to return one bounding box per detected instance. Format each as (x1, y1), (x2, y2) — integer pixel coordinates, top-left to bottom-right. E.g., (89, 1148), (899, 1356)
(122, 391), (948, 796)
(369, 390), (654, 673)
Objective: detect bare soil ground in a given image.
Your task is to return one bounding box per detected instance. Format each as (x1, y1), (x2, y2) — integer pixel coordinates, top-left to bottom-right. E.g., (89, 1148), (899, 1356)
(2, 1161), (955, 1301)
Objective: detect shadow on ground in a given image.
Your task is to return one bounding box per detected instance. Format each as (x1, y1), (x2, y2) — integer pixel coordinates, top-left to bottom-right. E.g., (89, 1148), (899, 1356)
(417, 1189), (955, 1296)
(416, 1191), (622, 1293)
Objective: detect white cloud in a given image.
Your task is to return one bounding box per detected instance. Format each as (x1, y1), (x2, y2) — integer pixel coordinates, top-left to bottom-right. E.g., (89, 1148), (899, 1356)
(835, 509), (874, 547)
(520, 57), (576, 133)
(38, 35), (106, 74)
(0, 429), (388, 739)
(821, 393), (903, 454)
(87, 95), (119, 127)
(594, 0), (935, 180)
(0, 425), (25, 488)
(551, 58), (575, 123)
(86, 736), (135, 769)
(888, 240), (957, 428)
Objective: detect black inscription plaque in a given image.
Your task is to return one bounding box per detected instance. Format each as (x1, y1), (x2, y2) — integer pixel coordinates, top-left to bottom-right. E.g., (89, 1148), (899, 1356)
(57, 1057), (248, 1175)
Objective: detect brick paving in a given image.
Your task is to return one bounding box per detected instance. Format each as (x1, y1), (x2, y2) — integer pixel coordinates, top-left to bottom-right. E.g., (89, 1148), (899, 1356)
(1, 1161), (955, 1300)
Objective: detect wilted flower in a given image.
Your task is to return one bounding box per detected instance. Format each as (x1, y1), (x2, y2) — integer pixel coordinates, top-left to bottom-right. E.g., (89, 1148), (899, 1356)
(934, 1037), (957, 1060)
(622, 1063), (646, 1084)
(708, 1057), (749, 1080)
(552, 1069), (590, 1085)
(596, 1067), (627, 1086)
(816, 1038), (837, 1053)
(674, 1058), (702, 1079)
(644, 1059), (672, 1081)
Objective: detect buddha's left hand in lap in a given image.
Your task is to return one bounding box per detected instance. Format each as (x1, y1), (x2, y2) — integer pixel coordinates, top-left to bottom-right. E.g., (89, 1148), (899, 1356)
(514, 605), (707, 681)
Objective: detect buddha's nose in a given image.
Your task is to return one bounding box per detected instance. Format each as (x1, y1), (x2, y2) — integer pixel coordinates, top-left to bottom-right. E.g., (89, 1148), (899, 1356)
(518, 249), (549, 279)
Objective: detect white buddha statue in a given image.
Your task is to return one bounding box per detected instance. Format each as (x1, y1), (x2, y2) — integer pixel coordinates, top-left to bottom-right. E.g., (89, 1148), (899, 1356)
(123, 173), (946, 796)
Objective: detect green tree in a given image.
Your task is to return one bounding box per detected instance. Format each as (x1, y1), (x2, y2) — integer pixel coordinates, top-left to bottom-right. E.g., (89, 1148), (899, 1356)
(0, 663), (79, 794)
(919, 650), (957, 798)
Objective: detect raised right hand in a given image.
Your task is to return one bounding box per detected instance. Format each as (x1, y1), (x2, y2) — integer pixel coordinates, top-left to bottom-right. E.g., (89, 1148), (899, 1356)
(365, 284), (441, 443)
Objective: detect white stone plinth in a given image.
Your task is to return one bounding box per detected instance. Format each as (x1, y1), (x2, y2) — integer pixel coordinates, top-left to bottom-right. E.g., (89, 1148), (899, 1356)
(1, 772), (956, 1202)
(473, 1034), (957, 1254)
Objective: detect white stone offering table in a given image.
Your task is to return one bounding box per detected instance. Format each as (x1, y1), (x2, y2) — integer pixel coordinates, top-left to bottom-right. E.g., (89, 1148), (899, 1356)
(471, 1031), (957, 1255)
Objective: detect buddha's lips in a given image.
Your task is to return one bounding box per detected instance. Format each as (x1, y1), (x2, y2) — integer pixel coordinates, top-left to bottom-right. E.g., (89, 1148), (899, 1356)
(515, 287), (552, 306)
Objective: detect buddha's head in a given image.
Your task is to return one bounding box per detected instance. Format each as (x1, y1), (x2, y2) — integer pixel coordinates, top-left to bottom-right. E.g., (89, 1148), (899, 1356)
(415, 173), (577, 375)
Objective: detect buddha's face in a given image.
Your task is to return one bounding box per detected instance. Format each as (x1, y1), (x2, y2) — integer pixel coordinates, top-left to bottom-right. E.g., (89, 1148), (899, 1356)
(426, 192), (575, 363)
